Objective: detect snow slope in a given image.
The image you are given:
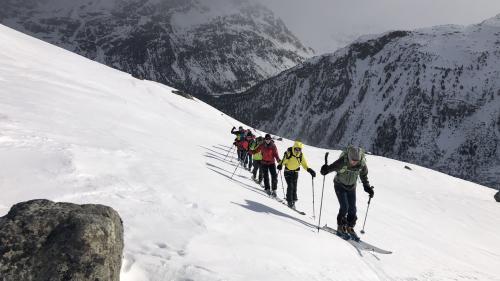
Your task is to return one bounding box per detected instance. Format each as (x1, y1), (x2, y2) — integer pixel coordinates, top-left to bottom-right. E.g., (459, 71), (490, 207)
(0, 24), (499, 281)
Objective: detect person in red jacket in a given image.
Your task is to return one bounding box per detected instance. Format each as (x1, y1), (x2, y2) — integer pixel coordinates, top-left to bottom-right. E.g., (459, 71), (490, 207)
(255, 134), (281, 197)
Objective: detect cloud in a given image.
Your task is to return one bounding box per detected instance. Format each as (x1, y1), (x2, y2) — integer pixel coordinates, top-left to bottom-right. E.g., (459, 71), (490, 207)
(253, 0), (500, 53)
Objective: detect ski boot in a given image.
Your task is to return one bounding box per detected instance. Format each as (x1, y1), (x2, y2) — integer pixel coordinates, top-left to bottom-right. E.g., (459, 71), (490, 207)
(346, 226), (360, 242)
(271, 191), (277, 198)
(336, 225), (349, 240)
(265, 189), (272, 196)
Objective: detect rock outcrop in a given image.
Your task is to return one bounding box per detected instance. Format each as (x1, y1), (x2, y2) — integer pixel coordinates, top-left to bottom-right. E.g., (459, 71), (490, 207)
(0, 199), (123, 281)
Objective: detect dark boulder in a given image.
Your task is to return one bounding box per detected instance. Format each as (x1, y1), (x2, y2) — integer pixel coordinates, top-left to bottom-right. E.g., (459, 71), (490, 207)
(495, 191), (500, 202)
(0, 199), (123, 281)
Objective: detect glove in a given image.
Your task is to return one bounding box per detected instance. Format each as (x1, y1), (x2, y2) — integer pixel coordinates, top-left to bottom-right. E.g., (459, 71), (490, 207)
(277, 164), (282, 171)
(307, 168), (316, 178)
(364, 185), (374, 198)
(320, 164), (329, 176)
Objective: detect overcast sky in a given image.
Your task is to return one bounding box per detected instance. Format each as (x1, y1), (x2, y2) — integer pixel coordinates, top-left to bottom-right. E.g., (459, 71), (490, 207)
(255, 0), (500, 54)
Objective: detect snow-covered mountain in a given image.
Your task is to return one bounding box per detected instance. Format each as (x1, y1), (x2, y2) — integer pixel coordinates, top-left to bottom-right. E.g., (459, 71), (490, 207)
(216, 16), (500, 189)
(1, 23), (500, 281)
(0, 0), (312, 97)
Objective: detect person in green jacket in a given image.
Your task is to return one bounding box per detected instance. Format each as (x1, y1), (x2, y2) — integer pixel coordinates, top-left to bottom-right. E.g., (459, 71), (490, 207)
(250, 136), (264, 184)
(320, 145), (374, 239)
(277, 141), (316, 208)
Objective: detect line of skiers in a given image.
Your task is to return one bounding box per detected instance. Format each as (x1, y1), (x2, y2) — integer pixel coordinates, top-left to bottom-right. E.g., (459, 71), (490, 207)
(230, 126), (375, 238)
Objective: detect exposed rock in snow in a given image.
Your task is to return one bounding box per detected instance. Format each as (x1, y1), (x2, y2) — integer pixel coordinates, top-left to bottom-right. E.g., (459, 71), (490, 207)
(0, 199), (123, 281)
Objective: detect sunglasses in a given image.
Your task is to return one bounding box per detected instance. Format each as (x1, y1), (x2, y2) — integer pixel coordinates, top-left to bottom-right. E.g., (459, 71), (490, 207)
(294, 147), (301, 152)
(265, 139), (271, 142)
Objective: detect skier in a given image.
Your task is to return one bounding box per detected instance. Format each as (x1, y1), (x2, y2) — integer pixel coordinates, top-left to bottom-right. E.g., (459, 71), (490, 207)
(249, 136), (264, 183)
(255, 134), (281, 197)
(243, 132), (254, 171)
(231, 126), (245, 140)
(231, 126), (246, 163)
(320, 145), (374, 240)
(277, 141), (316, 208)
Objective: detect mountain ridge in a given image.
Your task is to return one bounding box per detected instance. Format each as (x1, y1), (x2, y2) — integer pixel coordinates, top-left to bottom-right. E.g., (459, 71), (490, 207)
(215, 16), (500, 189)
(0, 0), (313, 97)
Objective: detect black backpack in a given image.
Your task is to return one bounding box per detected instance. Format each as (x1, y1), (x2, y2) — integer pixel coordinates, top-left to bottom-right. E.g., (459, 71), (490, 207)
(285, 147), (303, 164)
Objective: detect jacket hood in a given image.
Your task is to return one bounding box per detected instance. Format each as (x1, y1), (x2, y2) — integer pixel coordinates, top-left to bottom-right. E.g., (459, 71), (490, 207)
(292, 141), (303, 156)
(293, 141), (304, 149)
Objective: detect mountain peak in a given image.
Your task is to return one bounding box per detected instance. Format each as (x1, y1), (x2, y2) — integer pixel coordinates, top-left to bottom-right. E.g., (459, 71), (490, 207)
(0, 0), (312, 97)
(480, 13), (500, 27)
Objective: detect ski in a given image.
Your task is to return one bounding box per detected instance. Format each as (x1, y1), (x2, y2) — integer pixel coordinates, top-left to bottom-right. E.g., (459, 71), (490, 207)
(321, 225), (350, 240)
(288, 206), (306, 215)
(279, 199), (306, 215)
(321, 225), (392, 255)
(267, 195), (306, 215)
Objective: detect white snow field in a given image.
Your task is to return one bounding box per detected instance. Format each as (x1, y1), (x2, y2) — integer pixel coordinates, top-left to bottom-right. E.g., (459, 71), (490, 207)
(0, 24), (499, 281)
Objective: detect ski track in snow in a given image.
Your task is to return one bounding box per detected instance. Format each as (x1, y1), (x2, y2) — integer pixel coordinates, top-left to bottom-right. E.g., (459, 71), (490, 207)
(1, 24), (500, 281)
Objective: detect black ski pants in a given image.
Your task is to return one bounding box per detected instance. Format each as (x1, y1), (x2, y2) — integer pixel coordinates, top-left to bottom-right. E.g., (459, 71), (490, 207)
(261, 163), (278, 191)
(334, 181), (357, 227)
(284, 170), (299, 203)
(252, 160), (263, 182)
(237, 149), (245, 163)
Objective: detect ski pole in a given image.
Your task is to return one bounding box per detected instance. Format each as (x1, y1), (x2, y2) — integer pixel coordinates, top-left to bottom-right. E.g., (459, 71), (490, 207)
(317, 152), (329, 232)
(242, 150), (250, 170)
(230, 158), (241, 179)
(360, 197), (372, 234)
(279, 170), (286, 199)
(311, 177), (316, 220)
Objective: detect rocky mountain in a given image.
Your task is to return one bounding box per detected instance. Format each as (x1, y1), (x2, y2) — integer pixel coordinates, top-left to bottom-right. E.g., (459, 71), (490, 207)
(216, 16), (500, 189)
(0, 0), (312, 97)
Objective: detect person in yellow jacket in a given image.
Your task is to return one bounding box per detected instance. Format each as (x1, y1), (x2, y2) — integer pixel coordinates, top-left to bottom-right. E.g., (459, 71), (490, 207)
(277, 140), (316, 208)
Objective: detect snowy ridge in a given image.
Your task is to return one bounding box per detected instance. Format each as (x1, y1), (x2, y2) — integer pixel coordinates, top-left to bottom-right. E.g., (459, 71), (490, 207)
(0, 0), (313, 97)
(1, 24), (500, 281)
(216, 15), (500, 190)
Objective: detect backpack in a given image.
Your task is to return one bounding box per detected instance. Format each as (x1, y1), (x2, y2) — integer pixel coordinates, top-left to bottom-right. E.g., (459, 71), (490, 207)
(285, 147), (303, 164)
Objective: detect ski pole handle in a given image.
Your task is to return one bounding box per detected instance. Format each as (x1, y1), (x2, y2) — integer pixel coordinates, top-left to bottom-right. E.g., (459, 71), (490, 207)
(324, 152), (329, 165)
